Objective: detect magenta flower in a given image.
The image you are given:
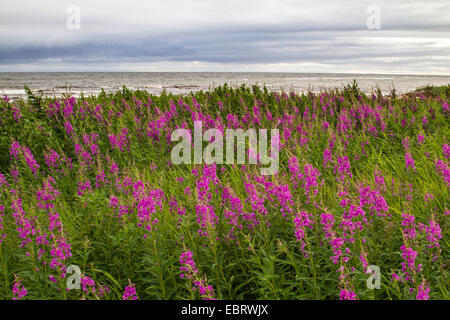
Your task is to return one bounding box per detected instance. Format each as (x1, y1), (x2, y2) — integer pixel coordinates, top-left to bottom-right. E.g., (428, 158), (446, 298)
(334, 155), (352, 183)
(81, 275), (96, 294)
(405, 152), (415, 172)
(288, 157), (321, 200)
(401, 213), (416, 240)
(417, 134), (425, 145)
(443, 144), (450, 160)
(329, 236), (345, 264)
(293, 211), (314, 256)
(416, 280), (430, 300)
(44, 149), (60, 172)
(435, 159), (449, 187)
(358, 185), (389, 217)
(422, 116), (428, 127)
(12, 279), (27, 300)
(293, 211), (313, 241)
(11, 193), (34, 248)
(320, 212), (335, 239)
(443, 102), (450, 113)
(9, 141), (40, 175)
(77, 180), (92, 196)
(196, 203), (218, 238)
(109, 127), (130, 152)
(180, 250), (198, 279)
(402, 137), (410, 150)
(391, 273), (402, 282)
(424, 220), (442, 249)
(400, 245), (420, 278)
(339, 289), (357, 300)
(122, 282), (138, 300)
(22, 146), (40, 175)
(10, 140), (21, 159)
(179, 250), (215, 300)
(11, 106), (22, 122)
(64, 120), (74, 136)
(323, 148), (332, 167)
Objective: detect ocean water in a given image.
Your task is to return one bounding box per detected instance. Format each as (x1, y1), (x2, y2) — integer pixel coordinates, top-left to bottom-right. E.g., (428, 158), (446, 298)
(0, 72), (449, 99)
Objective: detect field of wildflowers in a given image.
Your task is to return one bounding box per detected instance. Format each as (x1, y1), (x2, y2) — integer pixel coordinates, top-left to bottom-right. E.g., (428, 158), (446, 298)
(0, 83), (448, 300)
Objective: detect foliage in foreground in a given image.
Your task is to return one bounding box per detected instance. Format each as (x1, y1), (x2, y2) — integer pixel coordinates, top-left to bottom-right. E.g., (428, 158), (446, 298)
(0, 83), (448, 300)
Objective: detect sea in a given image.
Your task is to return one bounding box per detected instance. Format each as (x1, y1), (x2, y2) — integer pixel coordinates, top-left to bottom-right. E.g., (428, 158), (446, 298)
(0, 72), (449, 99)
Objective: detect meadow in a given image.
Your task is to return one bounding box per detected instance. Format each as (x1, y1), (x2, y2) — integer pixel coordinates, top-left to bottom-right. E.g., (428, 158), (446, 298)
(0, 82), (448, 300)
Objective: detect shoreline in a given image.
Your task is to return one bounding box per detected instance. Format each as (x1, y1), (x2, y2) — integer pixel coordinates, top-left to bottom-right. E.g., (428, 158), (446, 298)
(2, 83), (450, 101)
(1, 72), (450, 100)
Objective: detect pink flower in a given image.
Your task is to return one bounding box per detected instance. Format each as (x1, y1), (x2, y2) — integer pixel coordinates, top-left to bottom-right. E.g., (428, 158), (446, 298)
(435, 160), (449, 187)
(443, 144), (450, 160)
(196, 203), (218, 238)
(122, 282), (138, 300)
(400, 245), (420, 277)
(402, 137), (410, 150)
(424, 220), (442, 249)
(179, 250), (215, 300)
(320, 212), (335, 239)
(417, 135), (424, 145)
(10, 141), (40, 175)
(12, 279), (27, 300)
(416, 280), (430, 300)
(392, 273), (402, 282)
(323, 148), (332, 167)
(334, 155), (352, 183)
(293, 212), (313, 240)
(405, 152), (416, 171)
(81, 275), (96, 294)
(288, 157), (321, 200)
(339, 289), (357, 300)
(77, 180), (92, 196)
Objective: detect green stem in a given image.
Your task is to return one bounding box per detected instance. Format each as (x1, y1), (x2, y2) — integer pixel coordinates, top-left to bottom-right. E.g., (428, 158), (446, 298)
(0, 246), (8, 298)
(306, 237), (319, 299)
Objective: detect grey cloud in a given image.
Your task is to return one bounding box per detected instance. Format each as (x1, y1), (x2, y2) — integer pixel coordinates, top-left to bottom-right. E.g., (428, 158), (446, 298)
(0, 0), (449, 73)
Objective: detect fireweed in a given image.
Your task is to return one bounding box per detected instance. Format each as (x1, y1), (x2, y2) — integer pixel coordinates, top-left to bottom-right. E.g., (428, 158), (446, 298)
(122, 281), (138, 300)
(0, 84), (448, 300)
(12, 277), (27, 300)
(179, 250), (215, 300)
(171, 121), (280, 175)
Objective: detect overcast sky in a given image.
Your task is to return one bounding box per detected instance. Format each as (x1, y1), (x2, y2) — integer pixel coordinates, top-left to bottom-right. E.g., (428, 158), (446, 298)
(0, 0), (449, 74)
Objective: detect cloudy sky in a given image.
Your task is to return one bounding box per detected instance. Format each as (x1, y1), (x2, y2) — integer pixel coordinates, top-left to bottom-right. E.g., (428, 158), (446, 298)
(0, 0), (449, 74)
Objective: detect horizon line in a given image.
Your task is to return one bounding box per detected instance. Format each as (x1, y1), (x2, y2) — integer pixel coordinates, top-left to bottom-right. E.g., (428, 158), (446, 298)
(1, 71), (450, 77)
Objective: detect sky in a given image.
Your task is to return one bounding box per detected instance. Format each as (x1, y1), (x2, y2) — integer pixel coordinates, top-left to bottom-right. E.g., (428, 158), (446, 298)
(0, 0), (449, 74)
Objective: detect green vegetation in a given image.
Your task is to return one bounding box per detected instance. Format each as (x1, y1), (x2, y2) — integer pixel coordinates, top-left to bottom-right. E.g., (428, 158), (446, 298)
(0, 83), (448, 300)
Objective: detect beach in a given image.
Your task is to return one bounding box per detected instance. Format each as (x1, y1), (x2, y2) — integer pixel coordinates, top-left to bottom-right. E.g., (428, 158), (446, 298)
(1, 72), (450, 99)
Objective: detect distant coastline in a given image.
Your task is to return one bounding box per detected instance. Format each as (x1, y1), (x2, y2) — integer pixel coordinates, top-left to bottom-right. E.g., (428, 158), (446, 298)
(1, 72), (450, 100)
